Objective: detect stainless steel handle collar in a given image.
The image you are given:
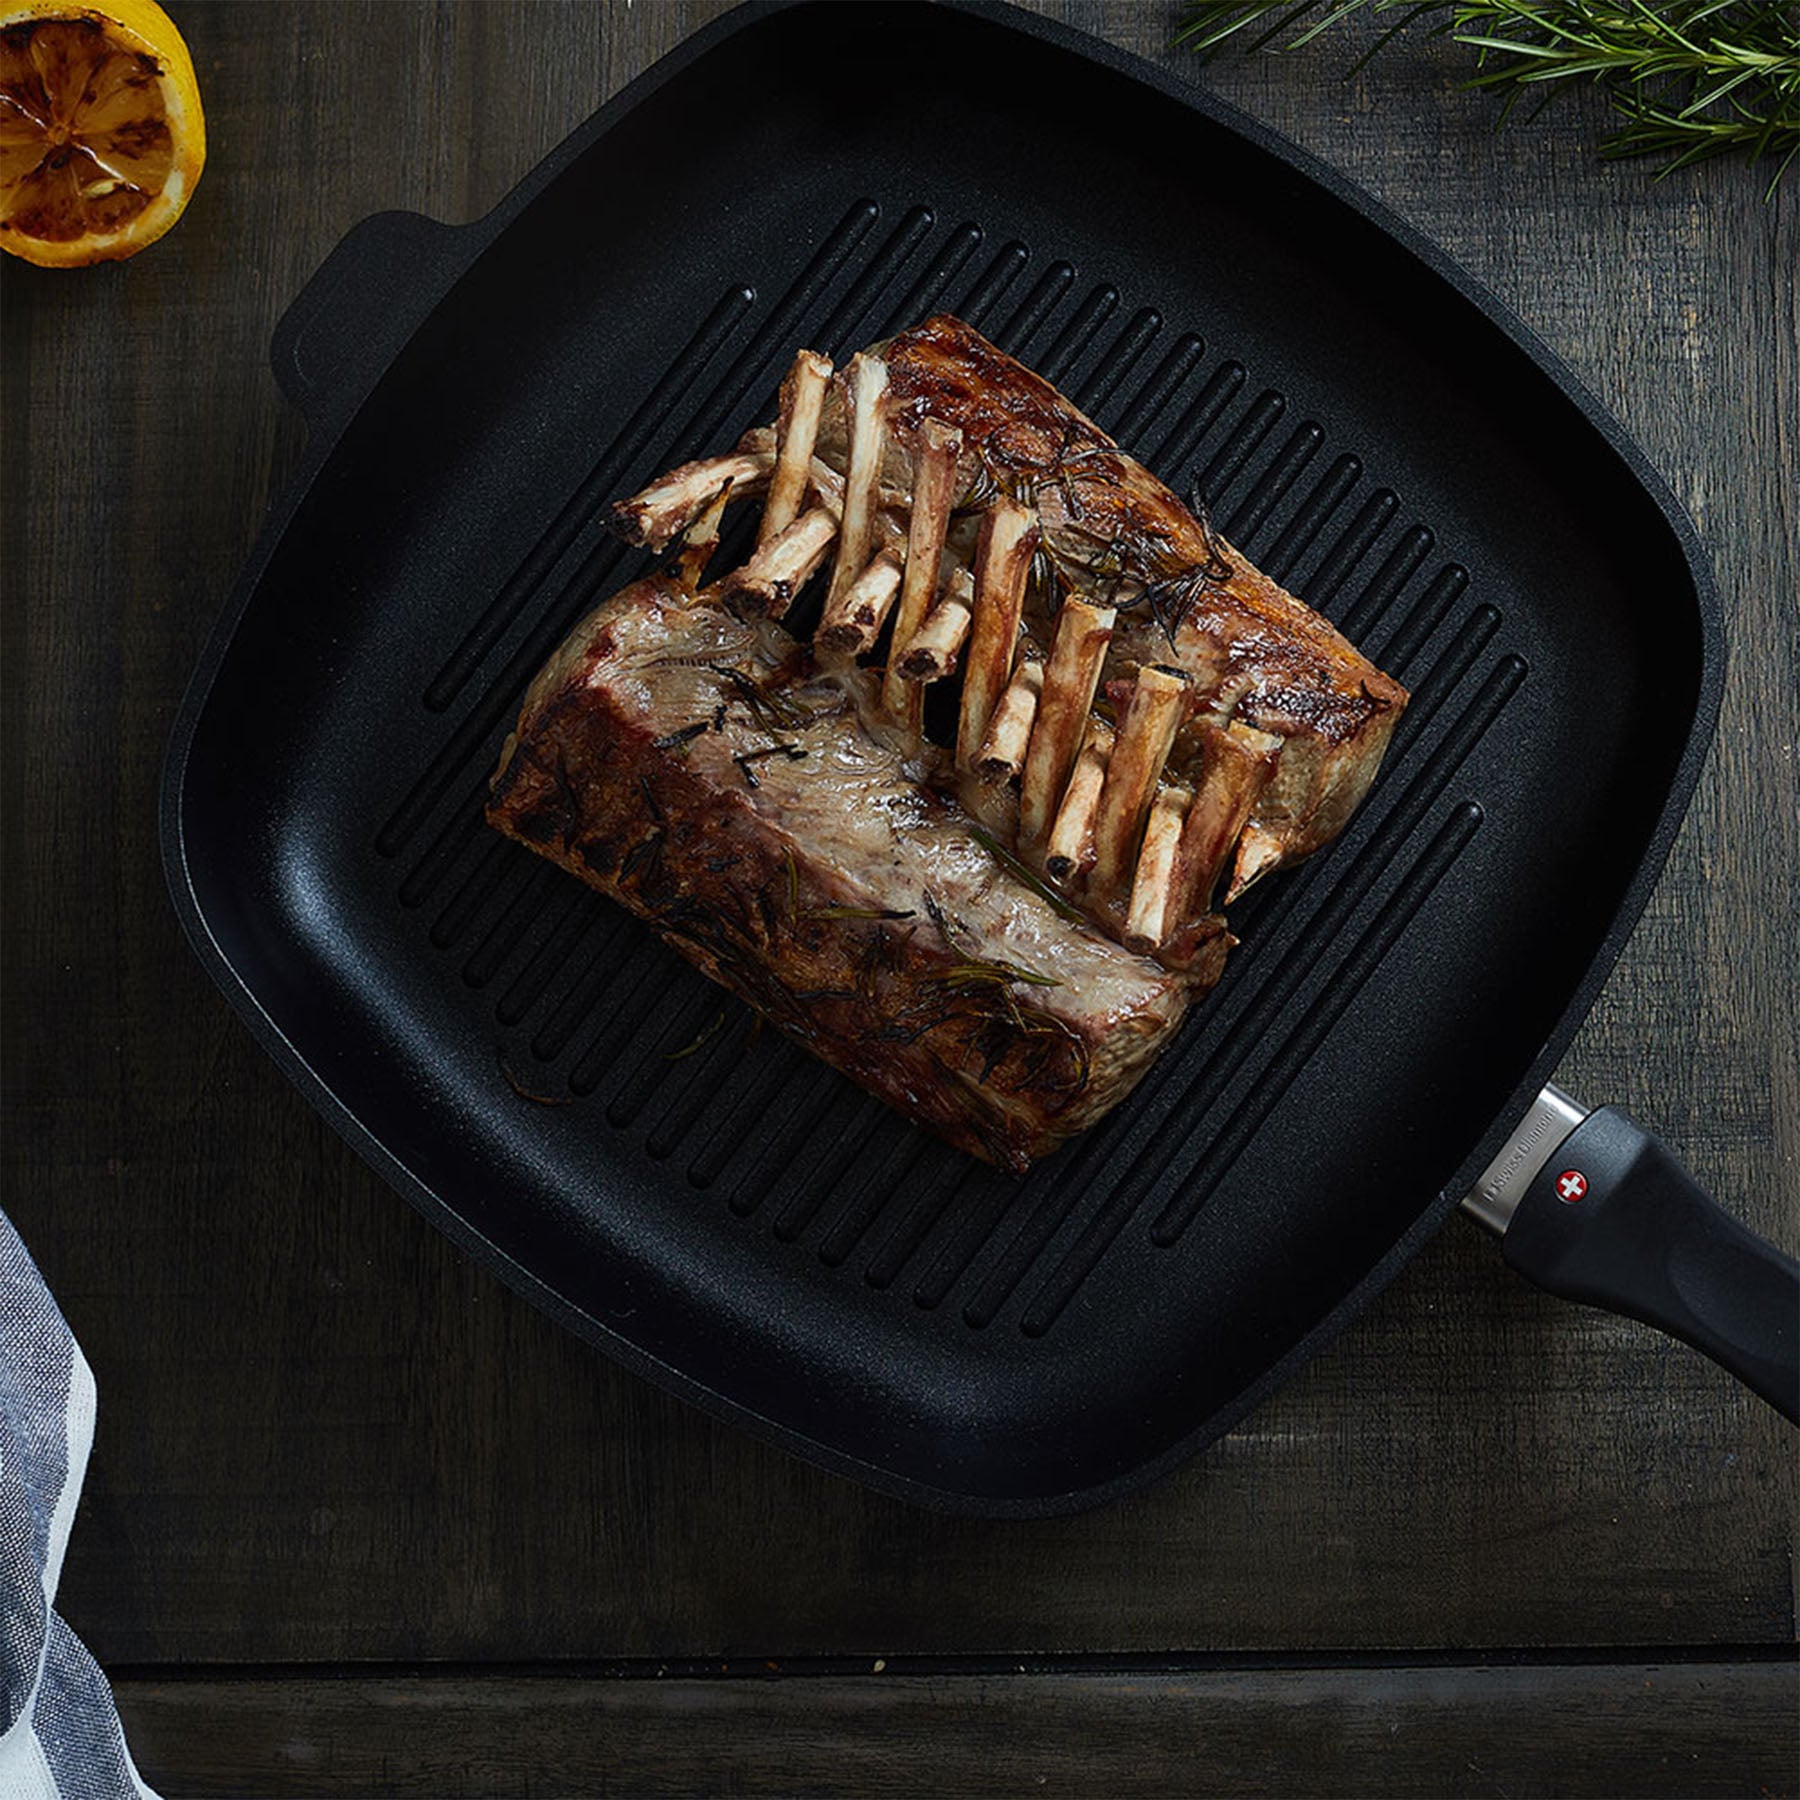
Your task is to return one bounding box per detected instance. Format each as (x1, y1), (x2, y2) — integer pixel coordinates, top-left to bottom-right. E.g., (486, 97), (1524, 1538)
(1461, 1085), (1589, 1235)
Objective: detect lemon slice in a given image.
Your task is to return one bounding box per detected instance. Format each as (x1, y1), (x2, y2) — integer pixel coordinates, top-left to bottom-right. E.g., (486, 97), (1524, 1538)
(0, 0), (204, 267)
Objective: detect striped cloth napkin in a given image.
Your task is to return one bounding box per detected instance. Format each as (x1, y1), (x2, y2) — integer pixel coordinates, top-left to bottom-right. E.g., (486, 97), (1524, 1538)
(0, 1212), (157, 1799)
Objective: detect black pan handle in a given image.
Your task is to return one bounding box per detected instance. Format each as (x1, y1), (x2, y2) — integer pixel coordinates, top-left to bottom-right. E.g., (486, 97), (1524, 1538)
(1479, 1101), (1799, 1422)
(270, 209), (480, 427)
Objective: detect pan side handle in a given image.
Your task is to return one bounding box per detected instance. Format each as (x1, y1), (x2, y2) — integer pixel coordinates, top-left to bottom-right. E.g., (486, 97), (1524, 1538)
(270, 210), (483, 430)
(1492, 1105), (1798, 1423)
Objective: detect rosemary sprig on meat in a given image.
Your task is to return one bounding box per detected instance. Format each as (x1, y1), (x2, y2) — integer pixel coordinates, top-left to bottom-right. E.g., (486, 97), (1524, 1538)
(732, 743), (808, 788)
(710, 663), (811, 735)
(967, 824), (1090, 924)
(936, 958), (1063, 990)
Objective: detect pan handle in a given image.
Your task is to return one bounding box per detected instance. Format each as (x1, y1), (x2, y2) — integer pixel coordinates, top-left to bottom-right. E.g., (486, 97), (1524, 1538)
(270, 209), (482, 428)
(1467, 1096), (1799, 1422)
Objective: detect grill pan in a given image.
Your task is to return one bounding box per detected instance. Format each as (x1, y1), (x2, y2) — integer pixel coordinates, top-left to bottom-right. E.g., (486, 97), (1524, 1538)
(161, 0), (1795, 1515)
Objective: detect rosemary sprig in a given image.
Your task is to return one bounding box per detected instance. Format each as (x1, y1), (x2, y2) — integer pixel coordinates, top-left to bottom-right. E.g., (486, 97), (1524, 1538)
(1175, 0), (1800, 188)
(665, 1010), (727, 1061)
(803, 904), (918, 921)
(968, 823), (1090, 925)
(732, 742), (808, 789)
(709, 663), (810, 735)
(936, 958), (1064, 990)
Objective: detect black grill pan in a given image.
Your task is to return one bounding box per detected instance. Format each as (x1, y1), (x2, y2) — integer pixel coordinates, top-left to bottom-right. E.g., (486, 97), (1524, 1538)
(161, 0), (1787, 1515)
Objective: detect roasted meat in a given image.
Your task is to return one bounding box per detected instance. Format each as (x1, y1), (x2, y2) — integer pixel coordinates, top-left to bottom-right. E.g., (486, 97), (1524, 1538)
(875, 315), (1410, 898)
(489, 317), (1407, 1169)
(487, 585), (1203, 1170)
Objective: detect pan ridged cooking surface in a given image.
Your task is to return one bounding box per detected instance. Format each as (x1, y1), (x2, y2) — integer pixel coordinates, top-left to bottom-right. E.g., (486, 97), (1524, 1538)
(379, 195), (1510, 1333)
(167, 1), (1710, 1511)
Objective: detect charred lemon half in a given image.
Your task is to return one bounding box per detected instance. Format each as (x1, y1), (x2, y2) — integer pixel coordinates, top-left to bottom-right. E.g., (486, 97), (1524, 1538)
(0, 0), (204, 267)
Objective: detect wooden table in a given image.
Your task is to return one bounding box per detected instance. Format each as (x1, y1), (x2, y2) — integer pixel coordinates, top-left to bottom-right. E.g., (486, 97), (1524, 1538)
(4, 2), (1795, 1793)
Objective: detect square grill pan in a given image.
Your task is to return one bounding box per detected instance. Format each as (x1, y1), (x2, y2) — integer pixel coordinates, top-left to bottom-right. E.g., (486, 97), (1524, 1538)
(161, 0), (1722, 1515)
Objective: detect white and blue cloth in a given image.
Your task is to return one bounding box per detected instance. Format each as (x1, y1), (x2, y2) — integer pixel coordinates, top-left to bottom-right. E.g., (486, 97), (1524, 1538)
(1, 1213), (157, 1800)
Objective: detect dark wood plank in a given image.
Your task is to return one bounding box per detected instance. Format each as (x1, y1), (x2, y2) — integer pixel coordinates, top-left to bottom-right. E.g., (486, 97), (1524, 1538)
(112, 1661), (1800, 1798)
(1, 0), (1793, 1679)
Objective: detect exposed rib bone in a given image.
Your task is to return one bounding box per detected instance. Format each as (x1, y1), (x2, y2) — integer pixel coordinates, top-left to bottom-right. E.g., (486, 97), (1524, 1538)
(895, 564), (974, 681)
(1223, 822), (1284, 905)
(955, 497), (1039, 774)
(610, 449), (772, 551)
(671, 477), (734, 596)
(739, 424), (913, 542)
(1171, 720), (1282, 917)
(817, 547), (903, 653)
(1044, 719), (1114, 883)
(1018, 600), (1116, 854)
(760, 349), (833, 547)
(975, 655), (1044, 783)
(883, 418), (964, 730)
(823, 353), (891, 620)
(1126, 785), (1192, 954)
(714, 504), (839, 619)
(1091, 666), (1191, 901)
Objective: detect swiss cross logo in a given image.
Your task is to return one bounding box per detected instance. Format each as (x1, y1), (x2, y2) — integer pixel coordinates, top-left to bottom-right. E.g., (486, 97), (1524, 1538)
(1556, 1169), (1589, 1204)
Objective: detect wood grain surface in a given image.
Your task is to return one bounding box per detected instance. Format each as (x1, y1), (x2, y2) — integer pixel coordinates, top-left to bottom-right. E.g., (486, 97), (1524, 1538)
(110, 1660), (1800, 1799)
(2, 0), (1795, 1793)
